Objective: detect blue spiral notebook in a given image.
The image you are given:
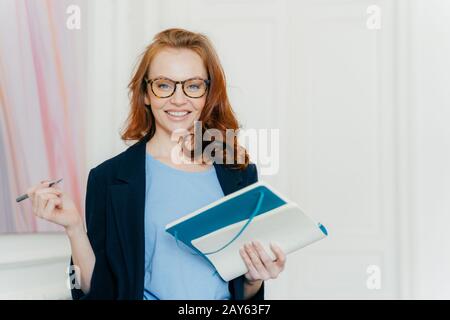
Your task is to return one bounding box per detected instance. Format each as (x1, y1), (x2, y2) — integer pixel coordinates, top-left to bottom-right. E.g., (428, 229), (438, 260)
(165, 181), (328, 281)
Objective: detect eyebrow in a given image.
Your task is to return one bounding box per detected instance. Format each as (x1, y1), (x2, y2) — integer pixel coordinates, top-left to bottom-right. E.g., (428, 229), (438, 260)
(149, 75), (207, 80)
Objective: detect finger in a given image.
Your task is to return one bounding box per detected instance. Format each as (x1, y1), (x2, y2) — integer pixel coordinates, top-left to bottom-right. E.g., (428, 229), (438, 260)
(43, 196), (62, 220)
(40, 179), (53, 186)
(35, 187), (62, 196)
(270, 242), (287, 270)
(54, 196), (63, 209)
(239, 247), (259, 280)
(36, 193), (48, 218)
(245, 243), (270, 280)
(40, 193), (60, 201)
(36, 193), (59, 219)
(252, 241), (280, 278)
(252, 241), (275, 267)
(42, 198), (57, 220)
(34, 188), (61, 212)
(29, 184), (56, 214)
(27, 181), (59, 199)
(27, 183), (42, 199)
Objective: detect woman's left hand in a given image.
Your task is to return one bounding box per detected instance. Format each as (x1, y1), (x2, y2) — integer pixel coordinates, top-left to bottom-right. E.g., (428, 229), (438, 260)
(239, 240), (286, 284)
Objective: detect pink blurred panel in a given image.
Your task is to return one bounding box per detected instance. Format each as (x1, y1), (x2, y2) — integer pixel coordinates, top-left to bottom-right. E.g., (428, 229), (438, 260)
(0, 0), (87, 233)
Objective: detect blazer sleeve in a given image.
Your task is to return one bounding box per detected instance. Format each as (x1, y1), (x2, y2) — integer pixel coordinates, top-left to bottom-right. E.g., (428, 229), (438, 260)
(234, 162), (265, 301)
(70, 167), (116, 299)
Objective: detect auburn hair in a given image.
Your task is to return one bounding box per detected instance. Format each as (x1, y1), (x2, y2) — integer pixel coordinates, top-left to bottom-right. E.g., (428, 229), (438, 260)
(120, 28), (249, 170)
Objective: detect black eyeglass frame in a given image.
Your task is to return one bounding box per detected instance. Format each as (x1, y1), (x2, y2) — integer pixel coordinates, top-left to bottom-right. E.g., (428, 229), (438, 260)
(144, 76), (211, 99)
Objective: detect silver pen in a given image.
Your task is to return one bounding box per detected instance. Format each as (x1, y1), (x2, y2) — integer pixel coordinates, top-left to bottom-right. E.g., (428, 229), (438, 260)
(16, 178), (63, 203)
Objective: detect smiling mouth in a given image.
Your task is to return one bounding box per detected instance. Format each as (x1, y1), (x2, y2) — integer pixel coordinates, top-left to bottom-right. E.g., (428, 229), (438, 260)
(165, 110), (192, 118)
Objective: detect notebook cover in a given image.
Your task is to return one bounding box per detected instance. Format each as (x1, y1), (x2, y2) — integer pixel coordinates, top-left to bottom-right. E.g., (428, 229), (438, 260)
(165, 182), (287, 255)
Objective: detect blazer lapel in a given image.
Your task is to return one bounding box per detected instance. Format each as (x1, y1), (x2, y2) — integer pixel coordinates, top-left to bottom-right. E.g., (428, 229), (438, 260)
(109, 136), (148, 299)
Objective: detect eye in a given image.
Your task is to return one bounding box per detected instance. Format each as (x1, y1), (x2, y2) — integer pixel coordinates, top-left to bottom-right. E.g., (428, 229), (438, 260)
(188, 84), (200, 90)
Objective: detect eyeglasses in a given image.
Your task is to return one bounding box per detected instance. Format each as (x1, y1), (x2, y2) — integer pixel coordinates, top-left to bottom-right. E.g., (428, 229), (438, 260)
(144, 76), (210, 99)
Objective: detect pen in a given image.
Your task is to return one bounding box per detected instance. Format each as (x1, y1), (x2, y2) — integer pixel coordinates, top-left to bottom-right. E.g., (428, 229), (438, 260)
(16, 178), (63, 203)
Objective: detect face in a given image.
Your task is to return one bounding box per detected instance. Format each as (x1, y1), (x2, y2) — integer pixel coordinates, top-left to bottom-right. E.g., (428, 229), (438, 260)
(144, 48), (209, 137)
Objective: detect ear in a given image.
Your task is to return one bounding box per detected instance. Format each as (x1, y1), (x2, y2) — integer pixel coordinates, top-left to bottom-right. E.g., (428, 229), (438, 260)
(144, 95), (150, 105)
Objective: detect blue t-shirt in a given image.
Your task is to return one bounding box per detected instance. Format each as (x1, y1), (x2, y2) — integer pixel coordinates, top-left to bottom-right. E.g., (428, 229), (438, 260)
(143, 152), (231, 300)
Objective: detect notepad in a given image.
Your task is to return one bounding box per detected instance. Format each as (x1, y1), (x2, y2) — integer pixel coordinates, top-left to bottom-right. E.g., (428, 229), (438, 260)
(165, 181), (328, 281)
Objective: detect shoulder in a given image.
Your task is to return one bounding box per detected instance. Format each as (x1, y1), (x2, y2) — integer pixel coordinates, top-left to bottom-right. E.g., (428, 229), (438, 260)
(244, 162), (258, 185)
(230, 161), (258, 187)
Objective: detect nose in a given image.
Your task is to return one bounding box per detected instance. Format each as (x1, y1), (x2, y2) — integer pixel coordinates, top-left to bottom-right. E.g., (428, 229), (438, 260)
(170, 83), (188, 105)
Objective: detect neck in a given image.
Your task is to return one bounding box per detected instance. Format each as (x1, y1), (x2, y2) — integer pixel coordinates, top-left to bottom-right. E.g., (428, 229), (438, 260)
(146, 128), (182, 158)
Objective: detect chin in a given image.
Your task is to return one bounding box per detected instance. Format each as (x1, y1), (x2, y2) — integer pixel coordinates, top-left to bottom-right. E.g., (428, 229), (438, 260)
(162, 122), (195, 135)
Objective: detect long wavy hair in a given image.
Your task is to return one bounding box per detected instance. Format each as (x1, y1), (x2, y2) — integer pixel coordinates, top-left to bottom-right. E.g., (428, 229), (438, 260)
(120, 28), (249, 170)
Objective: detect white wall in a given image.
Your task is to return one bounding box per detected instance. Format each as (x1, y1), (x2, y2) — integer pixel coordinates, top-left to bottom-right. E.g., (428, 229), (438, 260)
(409, 0), (450, 299)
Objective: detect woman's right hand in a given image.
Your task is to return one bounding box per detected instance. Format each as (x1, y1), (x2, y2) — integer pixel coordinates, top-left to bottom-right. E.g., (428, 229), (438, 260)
(27, 180), (84, 234)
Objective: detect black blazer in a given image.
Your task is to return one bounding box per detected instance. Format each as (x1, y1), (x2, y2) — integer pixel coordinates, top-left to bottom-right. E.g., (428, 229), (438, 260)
(70, 135), (264, 300)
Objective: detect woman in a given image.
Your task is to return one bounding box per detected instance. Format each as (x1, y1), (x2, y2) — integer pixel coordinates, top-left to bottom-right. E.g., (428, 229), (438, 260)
(28, 28), (286, 300)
